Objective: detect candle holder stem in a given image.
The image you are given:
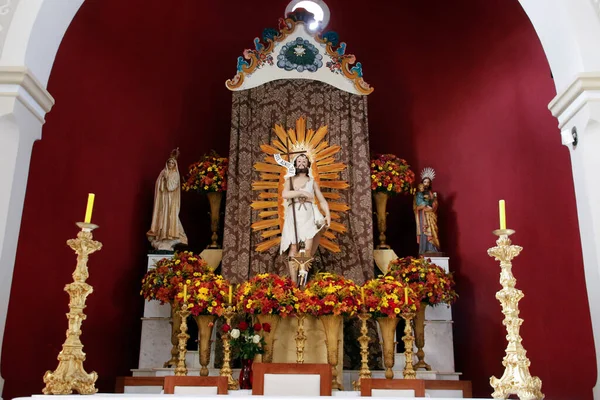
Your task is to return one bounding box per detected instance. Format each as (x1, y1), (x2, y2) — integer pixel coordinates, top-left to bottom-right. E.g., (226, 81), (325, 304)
(352, 312), (372, 390)
(488, 230), (544, 399)
(295, 313), (307, 363)
(401, 312), (416, 379)
(220, 306), (239, 390)
(43, 223), (101, 395)
(175, 305), (191, 376)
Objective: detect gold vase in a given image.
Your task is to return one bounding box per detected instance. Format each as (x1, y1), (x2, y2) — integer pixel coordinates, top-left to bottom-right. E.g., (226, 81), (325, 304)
(194, 315), (216, 376)
(207, 192), (223, 248)
(413, 306), (431, 370)
(376, 316), (400, 379)
(165, 303), (183, 368)
(320, 314), (343, 390)
(373, 192), (390, 249)
(257, 314), (280, 363)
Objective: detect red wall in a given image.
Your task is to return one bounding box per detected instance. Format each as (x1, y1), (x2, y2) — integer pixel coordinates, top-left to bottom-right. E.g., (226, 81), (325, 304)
(2, 0), (595, 399)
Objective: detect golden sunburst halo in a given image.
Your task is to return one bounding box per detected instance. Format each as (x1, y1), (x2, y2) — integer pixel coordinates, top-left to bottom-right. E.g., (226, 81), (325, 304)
(250, 117), (350, 253)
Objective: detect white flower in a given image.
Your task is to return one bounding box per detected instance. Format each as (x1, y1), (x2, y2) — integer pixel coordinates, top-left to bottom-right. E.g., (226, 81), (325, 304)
(252, 334), (261, 344)
(230, 329), (240, 339)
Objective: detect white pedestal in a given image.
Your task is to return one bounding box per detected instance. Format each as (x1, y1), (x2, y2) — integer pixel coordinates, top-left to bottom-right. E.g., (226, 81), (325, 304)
(139, 254), (175, 369)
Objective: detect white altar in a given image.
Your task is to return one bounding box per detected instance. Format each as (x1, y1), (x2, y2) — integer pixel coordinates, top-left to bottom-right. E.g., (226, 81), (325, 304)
(136, 255), (461, 389)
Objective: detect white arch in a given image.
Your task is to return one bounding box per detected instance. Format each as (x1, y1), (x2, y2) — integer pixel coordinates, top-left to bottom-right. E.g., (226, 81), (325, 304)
(1, 1), (600, 399)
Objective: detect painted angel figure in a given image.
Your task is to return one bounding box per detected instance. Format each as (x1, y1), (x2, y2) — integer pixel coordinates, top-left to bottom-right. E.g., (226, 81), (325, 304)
(413, 167), (440, 254)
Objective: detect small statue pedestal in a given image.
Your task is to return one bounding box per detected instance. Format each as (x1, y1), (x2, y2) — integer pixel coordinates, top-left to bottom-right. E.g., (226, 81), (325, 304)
(373, 249), (399, 275)
(200, 249), (223, 271)
(138, 254), (174, 370)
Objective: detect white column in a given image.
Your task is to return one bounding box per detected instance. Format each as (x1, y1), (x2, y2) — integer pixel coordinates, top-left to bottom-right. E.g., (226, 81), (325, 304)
(0, 67), (53, 399)
(0, 2), (83, 398)
(549, 73), (600, 399)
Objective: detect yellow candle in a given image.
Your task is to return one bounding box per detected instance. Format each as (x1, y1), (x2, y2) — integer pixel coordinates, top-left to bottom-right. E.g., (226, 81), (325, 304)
(183, 284), (187, 301)
(361, 287), (365, 303)
(84, 193), (95, 223)
(404, 287), (409, 304)
(499, 199), (506, 229)
(228, 285), (233, 304)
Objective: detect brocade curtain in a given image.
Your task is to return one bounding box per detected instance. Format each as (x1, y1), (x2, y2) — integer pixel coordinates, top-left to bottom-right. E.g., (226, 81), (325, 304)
(222, 79), (373, 284)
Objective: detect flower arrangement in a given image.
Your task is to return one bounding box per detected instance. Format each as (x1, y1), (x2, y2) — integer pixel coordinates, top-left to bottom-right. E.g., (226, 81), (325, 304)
(362, 275), (420, 318)
(141, 251), (211, 304)
(370, 154), (415, 195)
(223, 320), (268, 360)
(173, 274), (231, 317)
(387, 257), (458, 306)
(182, 150), (228, 193)
(296, 273), (360, 317)
(236, 273), (297, 317)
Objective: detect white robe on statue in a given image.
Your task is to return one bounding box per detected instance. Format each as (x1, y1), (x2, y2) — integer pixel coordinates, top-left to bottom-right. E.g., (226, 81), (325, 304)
(280, 177), (325, 254)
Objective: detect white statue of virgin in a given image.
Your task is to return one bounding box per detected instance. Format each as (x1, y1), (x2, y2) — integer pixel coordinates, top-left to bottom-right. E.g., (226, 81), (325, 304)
(146, 148), (188, 251)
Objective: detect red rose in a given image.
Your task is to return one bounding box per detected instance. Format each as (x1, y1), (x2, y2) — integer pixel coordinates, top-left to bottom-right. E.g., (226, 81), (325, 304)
(253, 323), (262, 332)
(222, 323), (230, 333)
(262, 323), (271, 333)
(239, 321), (248, 331)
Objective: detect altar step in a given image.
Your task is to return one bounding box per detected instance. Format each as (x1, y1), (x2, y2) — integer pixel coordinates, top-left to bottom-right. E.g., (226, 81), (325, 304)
(132, 365), (462, 392)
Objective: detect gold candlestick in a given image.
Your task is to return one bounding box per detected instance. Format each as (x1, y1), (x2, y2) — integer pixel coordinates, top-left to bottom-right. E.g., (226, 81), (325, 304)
(174, 304), (191, 376)
(401, 312), (416, 379)
(352, 312), (372, 390)
(43, 222), (101, 395)
(220, 306), (239, 390)
(488, 229), (544, 399)
(295, 313), (307, 363)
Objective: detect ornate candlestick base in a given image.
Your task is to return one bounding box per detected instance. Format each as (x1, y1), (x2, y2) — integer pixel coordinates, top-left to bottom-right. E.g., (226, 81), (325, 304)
(220, 306), (239, 390)
(295, 313), (307, 363)
(43, 222), (101, 395)
(401, 312), (416, 379)
(175, 305), (191, 376)
(352, 312), (372, 390)
(488, 229), (544, 400)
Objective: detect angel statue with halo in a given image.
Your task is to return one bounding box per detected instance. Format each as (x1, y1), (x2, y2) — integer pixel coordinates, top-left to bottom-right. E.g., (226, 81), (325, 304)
(413, 167), (441, 254)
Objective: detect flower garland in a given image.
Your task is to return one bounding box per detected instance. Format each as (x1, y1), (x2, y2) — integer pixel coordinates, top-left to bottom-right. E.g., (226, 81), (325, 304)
(141, 251), (211, 304)
(387, 256), (458, 306)
(174, 273), (231, 317)
(362, 276), (420, 318)
(296, 273), (359, 317)
(370, 154), (415, 195)
(236, 273), (297, 317)
(182, 150), (228, 193)
(223, 320), (268, 360)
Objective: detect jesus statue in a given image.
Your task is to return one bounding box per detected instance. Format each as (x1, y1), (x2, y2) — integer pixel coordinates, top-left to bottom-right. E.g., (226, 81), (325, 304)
(279, 153), (331, 280)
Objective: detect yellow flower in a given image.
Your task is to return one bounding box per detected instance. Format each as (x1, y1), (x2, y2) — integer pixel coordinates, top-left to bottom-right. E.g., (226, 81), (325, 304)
(394, 308), (400, 314)
(371, 174), (376, 179)
(211, 301), (217, 306)
(377, 182), (382, 187)
(186, 279), (191, 284)
(207, 306), (213, 313)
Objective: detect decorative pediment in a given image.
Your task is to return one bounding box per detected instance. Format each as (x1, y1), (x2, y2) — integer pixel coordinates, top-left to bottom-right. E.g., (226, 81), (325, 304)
(225, 11), (373, 95)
